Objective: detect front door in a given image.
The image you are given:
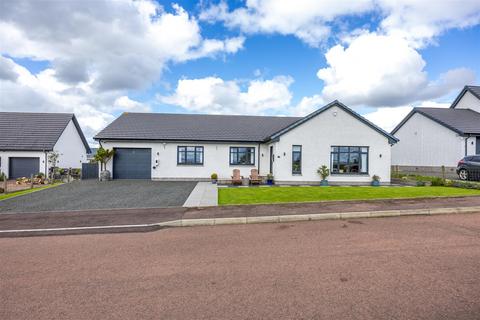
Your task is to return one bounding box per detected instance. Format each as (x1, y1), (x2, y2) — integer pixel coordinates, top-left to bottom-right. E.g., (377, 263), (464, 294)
(269, 146), (274, 174)
(477, 137), (480, 155)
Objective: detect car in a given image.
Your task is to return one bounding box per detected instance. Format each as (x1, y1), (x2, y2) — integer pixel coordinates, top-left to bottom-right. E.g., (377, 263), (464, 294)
(456, 155), (480, 181)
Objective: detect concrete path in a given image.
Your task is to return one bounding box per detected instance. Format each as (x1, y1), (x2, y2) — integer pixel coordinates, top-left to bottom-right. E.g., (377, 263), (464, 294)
(183, 182), (218, 207)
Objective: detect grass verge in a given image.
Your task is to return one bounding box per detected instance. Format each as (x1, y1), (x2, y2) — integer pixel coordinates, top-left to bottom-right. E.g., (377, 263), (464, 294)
(218, 186), (480, 205)
(0, 184), (62, 201)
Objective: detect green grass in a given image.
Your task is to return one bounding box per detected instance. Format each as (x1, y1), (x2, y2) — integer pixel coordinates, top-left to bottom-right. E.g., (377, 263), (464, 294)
(218, 186), (480, 205)
(0, 183), (62, 201)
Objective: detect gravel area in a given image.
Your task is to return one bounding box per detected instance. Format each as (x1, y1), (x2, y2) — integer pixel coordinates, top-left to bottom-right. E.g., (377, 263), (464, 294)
(1, 213), (479, 319)
(0, 180), (197, 213)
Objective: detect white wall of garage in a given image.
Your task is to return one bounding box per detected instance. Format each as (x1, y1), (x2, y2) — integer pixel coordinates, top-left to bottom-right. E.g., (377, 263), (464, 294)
(0, 151), (47, 178)
(54, 119), (88, 169)
(100, 140), (271, 180)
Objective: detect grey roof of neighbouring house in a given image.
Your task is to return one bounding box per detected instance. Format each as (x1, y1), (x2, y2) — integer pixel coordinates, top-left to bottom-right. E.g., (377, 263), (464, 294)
(450, 85), (480, 108)
(95, 101), (399, 144)
(392, 107), (480, 135)
(0, 112), (91, 152)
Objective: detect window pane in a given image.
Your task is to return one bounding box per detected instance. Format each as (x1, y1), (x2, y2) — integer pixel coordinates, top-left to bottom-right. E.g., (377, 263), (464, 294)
(349, 153), (359, 164)
(361, 154), (368, 173)
(331, 146), (338, 152)
(339, 147), (349, 152)
(339, 152), (348, 163)
(293, 145), (301, 152)
(349, 147), (359, 152)
(361, 147), (368, 153)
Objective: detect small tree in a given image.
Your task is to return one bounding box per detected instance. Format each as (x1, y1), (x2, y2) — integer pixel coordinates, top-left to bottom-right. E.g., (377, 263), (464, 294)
(94, 147), (115, 171)
(47, 151), (60, 180)
(317, 165), (330, 181)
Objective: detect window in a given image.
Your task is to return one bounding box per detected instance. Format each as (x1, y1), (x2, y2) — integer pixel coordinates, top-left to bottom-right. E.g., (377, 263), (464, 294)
(331, 146), (368, 174)
(230, 147), (255, 165)
(292, 145), (302, 174)
(177, 146), (204, 165)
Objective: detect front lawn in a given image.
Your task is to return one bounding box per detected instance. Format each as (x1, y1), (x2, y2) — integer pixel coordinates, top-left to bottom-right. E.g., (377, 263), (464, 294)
(218, 186), (480, 205)
(0, 184), (62, 201)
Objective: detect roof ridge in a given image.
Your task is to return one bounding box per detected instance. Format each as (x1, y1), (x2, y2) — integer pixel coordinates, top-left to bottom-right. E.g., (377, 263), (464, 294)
(121, 112), (302, 119)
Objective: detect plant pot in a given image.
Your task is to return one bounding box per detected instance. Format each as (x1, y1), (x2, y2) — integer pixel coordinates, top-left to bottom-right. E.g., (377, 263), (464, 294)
(320, 180), (328, 186)
(371, 180), (380, 187)
(211, 179), (217, 184)
(100, 170), (111, 181)
(266, 179), (274, 185)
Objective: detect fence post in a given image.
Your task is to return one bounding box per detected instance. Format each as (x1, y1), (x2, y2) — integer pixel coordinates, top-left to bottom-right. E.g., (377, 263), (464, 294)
(3, 176), (7, 194)
(30, 174), (34, 189)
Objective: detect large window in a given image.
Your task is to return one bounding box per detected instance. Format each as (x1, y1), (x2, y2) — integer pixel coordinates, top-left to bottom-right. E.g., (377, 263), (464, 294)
(292, 145), (302, 174)
(230, 147), (255, 165)
(177, 146), (204, 165)
(331, 146), (368, 174)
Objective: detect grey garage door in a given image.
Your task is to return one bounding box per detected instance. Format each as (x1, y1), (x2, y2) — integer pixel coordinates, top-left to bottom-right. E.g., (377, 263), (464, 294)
(113, 148), (151, 179)
(9, 157), (40, 179)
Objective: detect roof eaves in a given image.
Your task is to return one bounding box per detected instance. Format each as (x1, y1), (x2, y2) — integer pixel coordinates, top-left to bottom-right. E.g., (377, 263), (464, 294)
(450, 85), (480, 109)
(393, 108), (466, 136)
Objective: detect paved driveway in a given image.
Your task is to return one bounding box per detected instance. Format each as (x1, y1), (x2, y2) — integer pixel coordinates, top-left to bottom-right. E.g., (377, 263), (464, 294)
(1, 213), (479, 320)
(0, 180), (197, 213)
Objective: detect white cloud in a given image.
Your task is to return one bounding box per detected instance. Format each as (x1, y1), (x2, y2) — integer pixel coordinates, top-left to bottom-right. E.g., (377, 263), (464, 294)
(0, 1), (245, 143)
(201, 0), (480, 47)
(0, 56), (117, 142)
(378, 0), (480, 47)
(160, 76), (293, 115)
(316, 32), (475, 107)
(200, 0), (372, 46)
(0, 1), (243, 91)
(113, 96), (151, 113)
(363, 106), (413, 132)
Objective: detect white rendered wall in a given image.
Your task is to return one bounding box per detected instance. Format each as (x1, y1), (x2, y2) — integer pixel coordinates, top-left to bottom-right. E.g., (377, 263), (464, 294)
(392, 113), (465, 167)
(53, 120), (87, 168)
(0, 151), (47, 178)
(454, 91), (480, 113)
(271, 105), (392, 184)
(100, 141), (264, 180)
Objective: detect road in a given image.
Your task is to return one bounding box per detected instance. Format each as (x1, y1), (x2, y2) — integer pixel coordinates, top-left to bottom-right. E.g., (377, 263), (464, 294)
(1, 213), (479, 319)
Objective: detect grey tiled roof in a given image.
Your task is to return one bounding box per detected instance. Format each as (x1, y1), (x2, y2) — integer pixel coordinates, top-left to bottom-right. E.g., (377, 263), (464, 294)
(0, 112), (91, 152)
(392, 107), (480, 135)
(450, 85), (480, 108)
(95, 112), (302, 142)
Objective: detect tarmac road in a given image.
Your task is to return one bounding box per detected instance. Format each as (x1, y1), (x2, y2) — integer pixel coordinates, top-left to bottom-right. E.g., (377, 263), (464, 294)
(1, 213), (479, 319)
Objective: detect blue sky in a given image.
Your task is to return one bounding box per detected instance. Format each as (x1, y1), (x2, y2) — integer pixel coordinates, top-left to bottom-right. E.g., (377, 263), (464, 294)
(1, 0), (479, 140)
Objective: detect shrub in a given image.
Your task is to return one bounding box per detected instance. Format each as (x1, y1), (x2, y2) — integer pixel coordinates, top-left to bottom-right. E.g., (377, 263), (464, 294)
(372, 175), (380, 182)
(0, 172), (5, 182)
(430, 177), (445, 186)
(317, 165), (330, 180)
(211, 173), (218, 180)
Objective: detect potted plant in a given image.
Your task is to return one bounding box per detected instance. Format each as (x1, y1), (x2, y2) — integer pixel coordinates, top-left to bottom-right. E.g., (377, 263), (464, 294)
(371, 175), (381, 186)
(211, 173), (218, 184)
(317, 165), (329, 186)
(94, 147), (115, 181)
(266, 173), (274, 185)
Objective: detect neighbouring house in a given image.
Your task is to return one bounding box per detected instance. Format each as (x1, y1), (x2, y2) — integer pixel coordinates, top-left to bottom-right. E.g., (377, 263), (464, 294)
(87, 147), (98, 162)
(0, 112), (91, 179)
(94, 101), (398, 184)
(391, 85), (480, 177)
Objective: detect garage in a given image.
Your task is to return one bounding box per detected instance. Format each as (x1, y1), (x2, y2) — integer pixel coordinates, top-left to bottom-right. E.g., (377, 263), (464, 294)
(113, 148), (151, 179)
(9, 157), (40, 179)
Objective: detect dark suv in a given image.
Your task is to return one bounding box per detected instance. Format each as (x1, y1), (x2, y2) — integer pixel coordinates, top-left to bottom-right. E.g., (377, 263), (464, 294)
(457, 155), (480, 181)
